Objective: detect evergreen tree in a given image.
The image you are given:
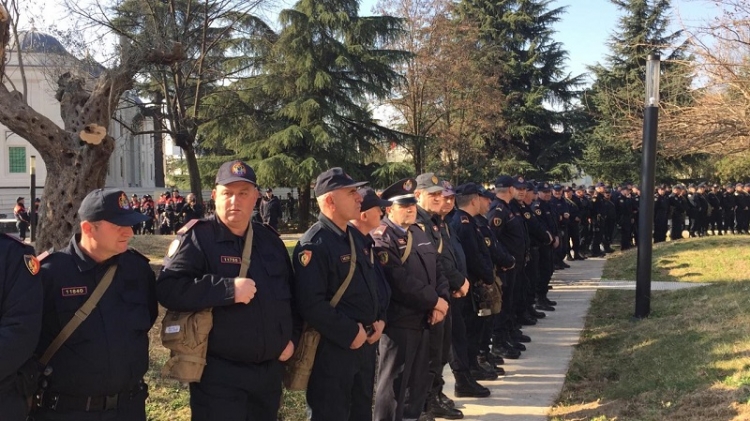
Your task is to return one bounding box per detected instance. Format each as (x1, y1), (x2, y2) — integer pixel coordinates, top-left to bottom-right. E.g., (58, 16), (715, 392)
(247, 0), (407, 228)
(455, 0), (583, 180)
(578, 0), (695, 183)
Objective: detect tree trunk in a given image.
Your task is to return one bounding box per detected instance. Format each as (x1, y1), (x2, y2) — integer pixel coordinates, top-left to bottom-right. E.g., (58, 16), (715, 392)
(153, 115), (165, 188)
(183, 141), (203, 204)
(298, 184), (311, 230)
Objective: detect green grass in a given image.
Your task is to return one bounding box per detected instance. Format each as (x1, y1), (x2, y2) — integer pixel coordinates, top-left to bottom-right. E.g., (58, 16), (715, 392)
(602, 236), (750, 282)
(551, 281), (750, 421)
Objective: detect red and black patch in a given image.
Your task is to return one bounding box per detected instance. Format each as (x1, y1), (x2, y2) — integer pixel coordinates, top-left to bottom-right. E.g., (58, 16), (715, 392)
(24, 255), (40, 275)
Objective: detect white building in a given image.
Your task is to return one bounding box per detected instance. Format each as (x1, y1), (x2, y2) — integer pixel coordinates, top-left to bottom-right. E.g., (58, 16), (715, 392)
(0, 30), (160, 215)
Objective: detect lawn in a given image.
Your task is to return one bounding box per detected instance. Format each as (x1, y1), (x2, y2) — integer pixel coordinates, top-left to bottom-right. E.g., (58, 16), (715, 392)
(602, 236), (750, 282)
(552, 235), (750, 421)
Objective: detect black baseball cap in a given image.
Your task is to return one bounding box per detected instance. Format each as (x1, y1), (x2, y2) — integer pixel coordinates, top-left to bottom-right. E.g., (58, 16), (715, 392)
(511, 175), (527, 189)
(215, 160), (257, 186)
(455, 182), (482, 196)
(78, 189), (150, 226)
(314, 167), (367, 196)
(381, 178), (417, 205)
(478, 187), (495, 199)
(441, 179), (455, 196)
(416, 173), (444, 193)
(552, 183), (563, 191)
(495, 175), (513, 188)
(539, 182), (552, 192)
(358, 187), (391, 211)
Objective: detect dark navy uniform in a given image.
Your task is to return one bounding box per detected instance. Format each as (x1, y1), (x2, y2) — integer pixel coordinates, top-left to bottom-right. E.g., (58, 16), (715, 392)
(0, 234), (42, 421)
(654, 190), (670, 243)
(35, 236), (156, 420)
(157, 216), (297, 421)
(294, 213), (383, 421)
(722, 187), (736, 234)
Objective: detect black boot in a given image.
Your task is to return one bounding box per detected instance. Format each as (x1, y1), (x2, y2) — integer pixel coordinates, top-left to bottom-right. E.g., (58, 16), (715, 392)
(454, 371), (491, 398)
(535, 300), (555, 311)
(469, 359), (499, 381)
(491, 335), (521, 359)
(511, 329), (531, 343)
(439, 392), (455, 409)
(427, 394), (464, 419)
(477, 354), (505, 375)
(418, 412), (436, 421)
(529, 308), (546, 319)
(483, 350), (504, 366)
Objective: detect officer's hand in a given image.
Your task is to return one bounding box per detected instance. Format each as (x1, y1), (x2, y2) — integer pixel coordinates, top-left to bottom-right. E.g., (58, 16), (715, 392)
(278, 340), (294, 362)
(350, 323), (367, 350)
(452, 279), (470, 298)
(435, 297), (449, 315)
(429, 309), (446, 325)
(553, 236), (560, 248)
(233, 278), (257, 304)
(366, 320), (385, 344)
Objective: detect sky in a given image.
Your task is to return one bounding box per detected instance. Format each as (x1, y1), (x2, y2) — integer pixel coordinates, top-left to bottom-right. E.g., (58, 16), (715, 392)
(30, 0), (722, 85)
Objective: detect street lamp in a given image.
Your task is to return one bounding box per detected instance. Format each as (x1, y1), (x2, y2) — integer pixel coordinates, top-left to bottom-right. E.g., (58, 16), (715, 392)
(634, 54), (660, 319)
(29, 155), (36, 242)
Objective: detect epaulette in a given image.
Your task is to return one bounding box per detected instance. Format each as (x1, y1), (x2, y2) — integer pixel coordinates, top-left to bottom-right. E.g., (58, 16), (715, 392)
(128, 247), (151, 262)
(372, 224), (386, 237)
(177, 218), (203, 235)
(37, 247), (55, 261)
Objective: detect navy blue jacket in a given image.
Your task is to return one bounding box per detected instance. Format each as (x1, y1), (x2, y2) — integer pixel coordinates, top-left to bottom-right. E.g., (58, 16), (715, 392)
(37, 236), (156, 397)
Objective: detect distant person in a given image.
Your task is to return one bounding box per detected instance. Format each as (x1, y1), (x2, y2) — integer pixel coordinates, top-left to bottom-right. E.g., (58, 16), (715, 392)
(260, 188), (282, 230)
(286, 192), (295, 221)
(13, 197), (29, 241)
(181, 193), (204, 223)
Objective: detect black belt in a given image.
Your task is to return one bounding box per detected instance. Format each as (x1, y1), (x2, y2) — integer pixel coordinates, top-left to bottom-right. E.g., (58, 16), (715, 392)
(38, 382), (145, 412)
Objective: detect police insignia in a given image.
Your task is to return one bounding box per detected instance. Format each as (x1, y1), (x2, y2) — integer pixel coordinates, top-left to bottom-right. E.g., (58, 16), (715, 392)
(167, 239), (180, 257)
(484, 237), (491, 247)
(231, 161), (246, 176)
(493, 217), (502, 226)
(403, 179), (414, 191)
(535, 209), (542, 216)
(378, 251), (389, 264)
(524, 212), (531, 219)
(118, 193), (130, 210)
(299, 250), (313, 267)
(24, 255), (40, 275)
(431, 175), (439, 184)
(340, 254), (351, 263)
(460, 215), (470, 224)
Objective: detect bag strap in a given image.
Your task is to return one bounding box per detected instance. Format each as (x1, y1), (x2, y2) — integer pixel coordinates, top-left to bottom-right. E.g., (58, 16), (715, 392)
(400, 230), (413, 264)
(330, 231), (357, 307)
(40, 265), (118, 365)
(239, 223), (254, 276)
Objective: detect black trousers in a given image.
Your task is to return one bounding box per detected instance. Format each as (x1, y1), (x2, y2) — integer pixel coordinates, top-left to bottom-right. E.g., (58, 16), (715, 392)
(0, 389), (27, 421)
(620, 221), (632, 250)
(374, 327), (431, 421)
(670, 216), (684, 240)
(536, 245), (554, 298)
(449, 296), (472, 373)
(308, 337), (376, 421)
(190, 357), (283, 421)
(524, 247), (540, 309)
(33, 386), (147, 421)
(427, 309), (452, 398)
(654, 217), (668, 243)
(725, 211), (736, 232)
(569, 223), (581, 257)
(494, 268), (517, 335)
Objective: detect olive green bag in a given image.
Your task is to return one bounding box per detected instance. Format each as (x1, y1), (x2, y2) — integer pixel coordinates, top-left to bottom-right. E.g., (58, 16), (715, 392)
(283, 232), (357, 391)
(160, 225), (253, 383)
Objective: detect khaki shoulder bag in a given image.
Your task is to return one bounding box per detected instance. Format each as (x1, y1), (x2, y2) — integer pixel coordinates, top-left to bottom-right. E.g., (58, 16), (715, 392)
(283, 231), (357, 391)
(160, 225), (254, 383)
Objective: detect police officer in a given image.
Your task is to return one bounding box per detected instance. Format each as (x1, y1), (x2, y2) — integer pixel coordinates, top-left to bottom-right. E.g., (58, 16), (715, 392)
(294, 169), (386, 421)
(564, 187), (583, 260)
(654, 185), (670, 243)
(722, 184), (736, 234)
(616, 186), (634, 250)
(707, 185), (723, 235)
(372, 178), (450, 421)
(550, 184), (570, 268)
(533, 182), (559, 308)
(34, 189), (155, 421)
(158, 161), (298, 421)
(0, 234), (42, 421)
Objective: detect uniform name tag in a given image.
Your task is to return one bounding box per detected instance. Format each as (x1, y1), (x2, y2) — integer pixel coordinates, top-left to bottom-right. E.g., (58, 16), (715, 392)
(165, 325), (181, 334)
(62, 286), (88, 297)
(340, 254), (351, 263)
(221, 256), (242, 264)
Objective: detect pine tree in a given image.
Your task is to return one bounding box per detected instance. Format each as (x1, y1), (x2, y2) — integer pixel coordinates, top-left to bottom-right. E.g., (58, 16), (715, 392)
(579, 0), (695, 183)
(455, 0), (583, 180)
(248, 0), (408, 228)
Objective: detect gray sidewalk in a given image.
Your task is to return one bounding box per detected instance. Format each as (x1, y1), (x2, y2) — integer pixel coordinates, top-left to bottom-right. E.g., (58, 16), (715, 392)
(442, 258), (603, 421)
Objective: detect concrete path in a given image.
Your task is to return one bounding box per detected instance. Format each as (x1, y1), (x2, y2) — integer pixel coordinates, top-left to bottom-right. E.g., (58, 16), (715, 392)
(440, 257), (708, 421)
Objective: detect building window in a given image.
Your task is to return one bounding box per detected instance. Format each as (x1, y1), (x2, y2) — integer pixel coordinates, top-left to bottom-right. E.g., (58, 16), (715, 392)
(8, 147), (26, 173)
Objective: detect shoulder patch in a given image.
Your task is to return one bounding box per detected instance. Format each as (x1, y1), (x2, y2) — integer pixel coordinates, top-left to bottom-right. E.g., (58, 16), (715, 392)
(24, 255), (40, 275)
(493, 217), (502, 226)
(535, 209), (542, 216)
(460, 215), (470, 224)
(177, 218), (202, 235)
(377, 251), (389, 264)
(524, 212), (531, 219)
(299, 250), (313, 267)
(484, 237), (491, 247)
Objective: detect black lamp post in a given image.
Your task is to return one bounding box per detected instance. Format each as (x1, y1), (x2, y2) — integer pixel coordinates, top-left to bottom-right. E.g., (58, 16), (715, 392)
(634, 54), (660, 319)
(29, 155), (36, 242)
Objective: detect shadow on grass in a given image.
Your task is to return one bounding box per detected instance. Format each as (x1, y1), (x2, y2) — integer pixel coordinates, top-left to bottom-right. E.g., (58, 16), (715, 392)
(552, 281), (750, 421)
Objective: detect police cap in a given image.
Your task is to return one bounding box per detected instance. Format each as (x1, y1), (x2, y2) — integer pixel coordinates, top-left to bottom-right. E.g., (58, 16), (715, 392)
(478, 187), (495, 199)
(455, 182), (482, 196)
(441, 179), (456, 196)
(79, 189), (150, 226)
(552, 183), (563, 191)
(416, 173), (444, 193)
(512, 175), (527, 189)
(215, 160), (257, 186)
(495, 175), (513, 188)
(358, 187), (391, 211)
(314, 167), (368, 196)
(538, 181), (552, 192)
(381, 178), (417, 205)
